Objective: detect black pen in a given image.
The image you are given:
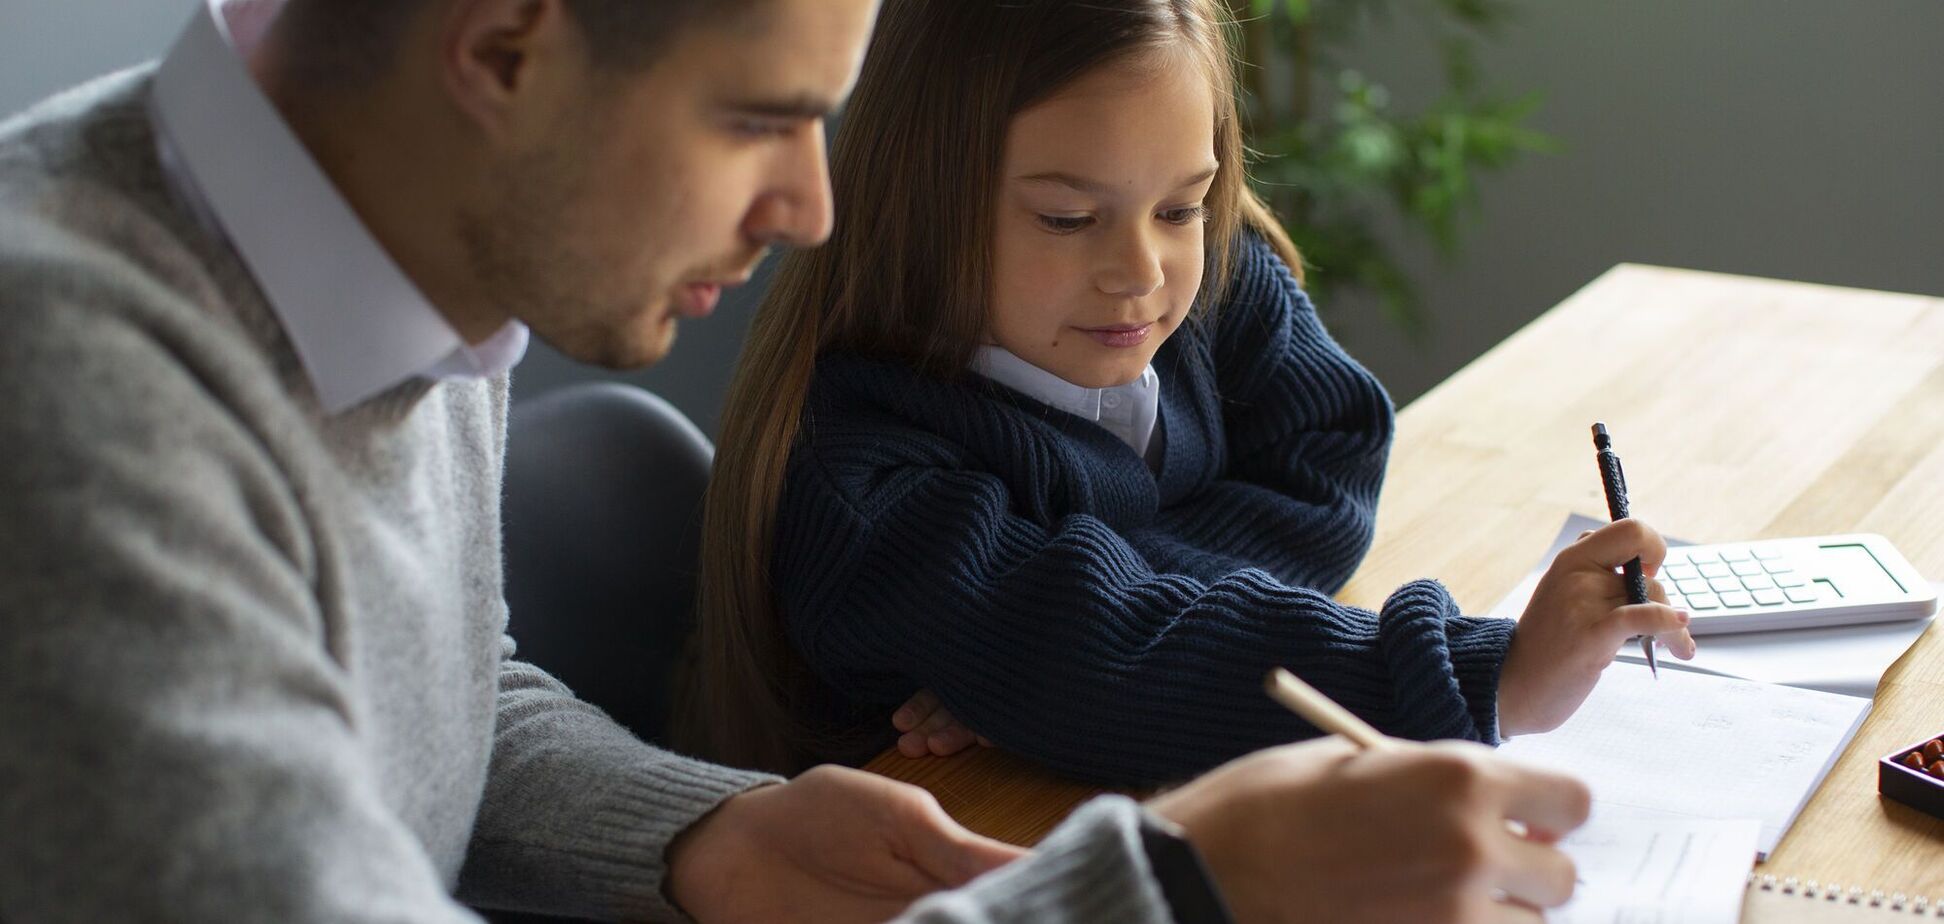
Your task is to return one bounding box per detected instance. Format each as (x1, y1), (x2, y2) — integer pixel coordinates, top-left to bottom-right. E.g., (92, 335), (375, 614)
(1592, 422), (1657, 678)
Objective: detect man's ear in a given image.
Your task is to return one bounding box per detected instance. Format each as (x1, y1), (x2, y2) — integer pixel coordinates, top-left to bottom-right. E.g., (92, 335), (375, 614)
(438, 0), (581, 138)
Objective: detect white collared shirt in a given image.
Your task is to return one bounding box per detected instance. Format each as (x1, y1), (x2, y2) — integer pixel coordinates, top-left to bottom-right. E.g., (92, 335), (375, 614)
(972, 346), (1162, 462)
(149, 0), (529, 414)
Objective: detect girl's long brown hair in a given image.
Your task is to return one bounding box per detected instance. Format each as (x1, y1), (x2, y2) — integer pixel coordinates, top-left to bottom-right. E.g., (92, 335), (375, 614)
(676, 0), (1302, 773)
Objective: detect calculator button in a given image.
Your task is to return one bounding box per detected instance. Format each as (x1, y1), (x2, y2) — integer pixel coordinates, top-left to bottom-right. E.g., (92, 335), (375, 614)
(1719, 591), (1754, 608)
(1664, 593), (1685, 609)
(1699, 562), (1732, 578)
(1773, 572), (1807, 588)
(1762, 559), (1793, 574)
(1752, 589), (1786, 607)
(1689, 550), (1723, 564)
(1686, 593), (1721, 610)
(1729, 560), (1763, 577)
(1753, 548), (1786, 560)
(1740, 574), (1775, 591)
(1784, 586), (1819, 604)
(1665, 563), (1699, 581)
(1709, 577), (1742, 593)
(1720, 548), (1753, 562)
(1676, 578), (1710, 595)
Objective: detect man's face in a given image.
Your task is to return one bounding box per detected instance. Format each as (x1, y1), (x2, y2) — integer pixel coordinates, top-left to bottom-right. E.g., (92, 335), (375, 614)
(460, 0), (878, 369)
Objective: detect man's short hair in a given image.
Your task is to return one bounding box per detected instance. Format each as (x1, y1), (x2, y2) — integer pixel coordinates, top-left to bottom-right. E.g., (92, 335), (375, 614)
(277, 0), (763, 85)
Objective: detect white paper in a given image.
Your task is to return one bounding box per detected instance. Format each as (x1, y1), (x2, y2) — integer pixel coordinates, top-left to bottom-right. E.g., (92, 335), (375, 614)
(1487, 514), (1937, 697)
(1549, 812), (1759, 924)
(1498, 661), (1871, 857)
(1613, 612), (1936, 698)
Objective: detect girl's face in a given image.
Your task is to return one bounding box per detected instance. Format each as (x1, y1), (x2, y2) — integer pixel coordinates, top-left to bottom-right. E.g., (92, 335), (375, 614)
(989, 51), (1217, 389)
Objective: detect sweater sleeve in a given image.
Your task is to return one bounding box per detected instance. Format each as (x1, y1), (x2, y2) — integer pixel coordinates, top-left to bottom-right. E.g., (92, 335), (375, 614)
(890, 797), (1176, 924)
(776, 454), (1511, 786)
(0, 281), (483, 922)
(1160, 233), (1395, 594)
(456, 647), (779, 921)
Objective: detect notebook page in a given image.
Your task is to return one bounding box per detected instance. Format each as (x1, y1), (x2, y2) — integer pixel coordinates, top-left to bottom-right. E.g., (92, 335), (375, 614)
(1498, 662), (1871, 857)
(1552, 812), (1759, 924)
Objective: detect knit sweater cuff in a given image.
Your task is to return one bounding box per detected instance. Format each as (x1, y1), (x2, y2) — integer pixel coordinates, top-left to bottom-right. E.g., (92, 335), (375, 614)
(1443, 615), (1517, 746)
(1375, 579), (1511, 743)
(894, 796), (1175, 924)
(590, 754), (782, 923)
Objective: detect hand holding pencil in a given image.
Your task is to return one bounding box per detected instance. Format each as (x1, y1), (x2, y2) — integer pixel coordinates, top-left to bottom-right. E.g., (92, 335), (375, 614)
(1494, 518), (1697, 736)
(1144, 669), (1593, 922)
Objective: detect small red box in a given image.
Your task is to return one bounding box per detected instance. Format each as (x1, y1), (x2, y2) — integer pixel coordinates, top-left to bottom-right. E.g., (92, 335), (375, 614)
(1879, 733), (1944, 820)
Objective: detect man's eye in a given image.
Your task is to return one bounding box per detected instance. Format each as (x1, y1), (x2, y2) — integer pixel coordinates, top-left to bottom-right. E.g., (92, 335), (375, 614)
(730, 118), (796, 138)
(1036, 214), (1094, 234)
(1160, 206), (1211, 226)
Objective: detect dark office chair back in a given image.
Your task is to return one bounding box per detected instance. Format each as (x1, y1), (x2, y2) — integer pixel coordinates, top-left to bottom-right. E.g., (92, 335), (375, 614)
(501, 382), (712, 746)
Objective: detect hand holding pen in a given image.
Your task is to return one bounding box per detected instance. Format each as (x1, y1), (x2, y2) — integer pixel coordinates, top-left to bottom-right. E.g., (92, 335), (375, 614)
(1494, 495), (1696, 736)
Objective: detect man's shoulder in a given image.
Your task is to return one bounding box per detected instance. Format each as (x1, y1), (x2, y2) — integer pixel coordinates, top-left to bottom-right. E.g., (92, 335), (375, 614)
(0, 66), (160, 205)
(0, 66), (304, 416)
(0, 205), (294, 457)
(0, 66), (221, 328)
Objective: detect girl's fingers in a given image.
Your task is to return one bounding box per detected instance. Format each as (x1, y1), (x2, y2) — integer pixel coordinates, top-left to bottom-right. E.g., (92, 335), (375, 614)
(1568, 519), (1669, 576)
(916, 703), (961, 738)
(893, 689), (943, 732)
(1660, 626), (1699, 660)
(1601, 602), (1690, 649)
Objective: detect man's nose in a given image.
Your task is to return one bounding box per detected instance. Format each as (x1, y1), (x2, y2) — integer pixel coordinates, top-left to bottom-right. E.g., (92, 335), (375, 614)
(746, 126), (835, 248)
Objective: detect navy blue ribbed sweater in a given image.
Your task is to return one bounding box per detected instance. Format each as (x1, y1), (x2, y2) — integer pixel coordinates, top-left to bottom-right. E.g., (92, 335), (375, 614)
(772, 234), (1514, 785)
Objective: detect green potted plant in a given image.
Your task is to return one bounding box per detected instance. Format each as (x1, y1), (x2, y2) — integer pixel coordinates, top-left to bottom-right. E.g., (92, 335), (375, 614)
(1234, 0), (1557, 335)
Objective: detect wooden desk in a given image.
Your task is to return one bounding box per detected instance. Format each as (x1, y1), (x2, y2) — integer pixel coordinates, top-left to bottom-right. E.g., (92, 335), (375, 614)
(866, 264), (1944, 898)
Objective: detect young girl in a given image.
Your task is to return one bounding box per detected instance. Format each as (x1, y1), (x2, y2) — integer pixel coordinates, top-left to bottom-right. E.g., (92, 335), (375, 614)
(679, 0), (1694, 782)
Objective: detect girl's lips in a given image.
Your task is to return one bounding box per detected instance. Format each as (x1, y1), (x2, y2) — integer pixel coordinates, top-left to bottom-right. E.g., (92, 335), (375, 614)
(676, 283), (723, 319)
(1077, 323), (1153, 349)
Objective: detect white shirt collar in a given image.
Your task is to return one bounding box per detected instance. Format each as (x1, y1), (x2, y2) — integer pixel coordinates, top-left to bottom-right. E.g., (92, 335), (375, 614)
(149, 0), (528, 413)
(971, 346), (1161, 460)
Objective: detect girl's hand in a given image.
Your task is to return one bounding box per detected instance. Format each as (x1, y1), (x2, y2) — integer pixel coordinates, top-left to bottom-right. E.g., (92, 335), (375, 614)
(891, 690), (993, 757)
(1498, 519), (1698, 737)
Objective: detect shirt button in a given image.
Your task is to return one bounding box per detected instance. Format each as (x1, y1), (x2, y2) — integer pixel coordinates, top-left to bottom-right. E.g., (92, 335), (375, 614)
(1103, 393), (1121, 409)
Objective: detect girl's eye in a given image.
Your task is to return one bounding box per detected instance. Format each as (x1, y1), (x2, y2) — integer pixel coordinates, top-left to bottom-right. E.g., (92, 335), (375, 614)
(1036, 214), (1095, 235)
(1160, 206), (1211, 226)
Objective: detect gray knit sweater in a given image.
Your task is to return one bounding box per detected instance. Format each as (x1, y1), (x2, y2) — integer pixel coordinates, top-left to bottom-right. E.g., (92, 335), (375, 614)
(0, 70), (1183, 924)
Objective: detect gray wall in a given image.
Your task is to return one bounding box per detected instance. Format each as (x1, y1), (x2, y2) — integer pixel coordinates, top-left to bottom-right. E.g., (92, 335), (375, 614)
(1319, 1), (1944, 403)
(8, 2), (1940, 432)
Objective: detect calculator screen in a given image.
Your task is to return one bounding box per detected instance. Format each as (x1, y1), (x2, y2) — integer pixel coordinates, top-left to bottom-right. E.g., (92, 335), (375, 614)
(1816, 542), (1909, 598)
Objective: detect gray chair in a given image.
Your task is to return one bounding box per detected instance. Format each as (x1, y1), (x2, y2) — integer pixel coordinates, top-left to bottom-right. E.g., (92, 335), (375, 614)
(500, 381), (713, 747)
(489, 383), (710, 923)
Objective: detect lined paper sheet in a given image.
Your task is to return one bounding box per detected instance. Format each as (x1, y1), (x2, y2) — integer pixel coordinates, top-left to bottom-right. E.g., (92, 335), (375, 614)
(1499, 662), (1870, 857)
(1552, 812), (1759, 924)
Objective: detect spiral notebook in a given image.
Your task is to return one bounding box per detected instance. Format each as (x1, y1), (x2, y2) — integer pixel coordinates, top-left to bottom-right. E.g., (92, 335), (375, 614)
(1741, 874), (1942, 921)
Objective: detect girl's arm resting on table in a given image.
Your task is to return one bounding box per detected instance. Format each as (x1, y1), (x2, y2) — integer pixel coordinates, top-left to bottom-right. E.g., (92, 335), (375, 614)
(775, 464), (1510, 786)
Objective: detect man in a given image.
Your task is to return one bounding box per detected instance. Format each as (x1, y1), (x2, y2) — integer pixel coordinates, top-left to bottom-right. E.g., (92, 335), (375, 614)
(0, 0), (1595, 921)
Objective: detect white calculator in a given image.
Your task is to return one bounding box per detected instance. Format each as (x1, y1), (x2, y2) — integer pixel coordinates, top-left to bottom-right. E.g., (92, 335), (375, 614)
(1655, 534), (1937, 635)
